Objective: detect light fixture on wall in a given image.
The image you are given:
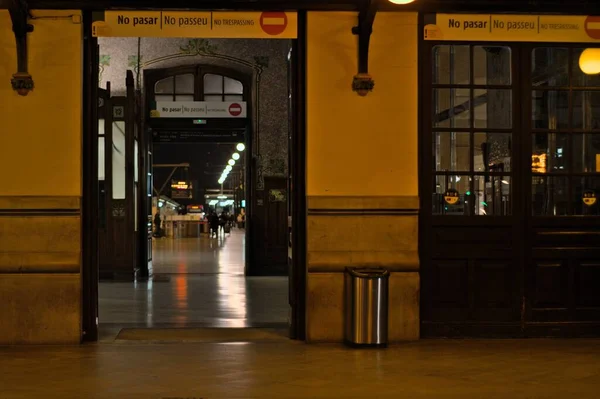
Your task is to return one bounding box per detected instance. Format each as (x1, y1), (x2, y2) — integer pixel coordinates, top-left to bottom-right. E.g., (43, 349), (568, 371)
(579, 48), (600, 75)
(388, 0), (416, 4)
(9, 4), (35, 96)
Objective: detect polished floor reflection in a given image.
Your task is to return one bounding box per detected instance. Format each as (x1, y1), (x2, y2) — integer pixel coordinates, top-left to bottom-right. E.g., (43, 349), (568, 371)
(99, 230), (288, 331)
(2, 340), (600, 398)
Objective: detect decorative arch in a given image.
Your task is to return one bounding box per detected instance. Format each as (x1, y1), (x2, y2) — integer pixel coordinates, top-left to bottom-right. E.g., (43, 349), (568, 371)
(143, 63), (261, 159)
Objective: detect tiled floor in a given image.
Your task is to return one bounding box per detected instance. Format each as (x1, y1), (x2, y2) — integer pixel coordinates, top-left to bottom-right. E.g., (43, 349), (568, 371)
(98, 230), (289, 332)
(1, 339), (599, 398)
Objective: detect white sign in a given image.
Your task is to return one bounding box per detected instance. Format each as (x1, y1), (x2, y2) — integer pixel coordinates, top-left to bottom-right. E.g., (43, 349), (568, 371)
(151, 101), (247, 118)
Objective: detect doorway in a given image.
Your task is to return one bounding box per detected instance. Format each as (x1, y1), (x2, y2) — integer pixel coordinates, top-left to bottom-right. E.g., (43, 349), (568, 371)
(81, 11), (307, 341)
(144, 64), (253, 282)
(420, 42), (600, 337)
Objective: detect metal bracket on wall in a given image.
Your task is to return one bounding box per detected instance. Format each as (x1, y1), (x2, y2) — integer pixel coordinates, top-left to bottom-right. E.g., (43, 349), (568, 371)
(351, 0), (378, 96)
(9, 0), (34, 96)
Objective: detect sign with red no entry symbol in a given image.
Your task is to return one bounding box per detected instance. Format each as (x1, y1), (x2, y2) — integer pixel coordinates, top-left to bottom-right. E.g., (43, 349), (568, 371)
(229, 103), (243, 117)
(93, 11), (297, 39)
(585, 16), (600, 39)
(260, 12), (288, 36)
(151, 101), (247, 118)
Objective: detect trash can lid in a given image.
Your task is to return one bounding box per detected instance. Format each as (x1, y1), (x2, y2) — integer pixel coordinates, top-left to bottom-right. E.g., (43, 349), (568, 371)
(345, 267), (389, 278)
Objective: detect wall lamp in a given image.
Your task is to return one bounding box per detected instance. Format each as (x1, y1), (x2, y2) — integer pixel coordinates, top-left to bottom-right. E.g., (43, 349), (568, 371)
(351, 0), (415, 97)
(579, 48), (600, 75)
(9, 3), (35, 96)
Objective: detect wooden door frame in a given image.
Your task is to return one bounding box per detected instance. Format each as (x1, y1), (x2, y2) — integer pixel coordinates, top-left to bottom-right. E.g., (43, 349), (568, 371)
(82, 10), (99, 341)
(289, 10), (307, 340)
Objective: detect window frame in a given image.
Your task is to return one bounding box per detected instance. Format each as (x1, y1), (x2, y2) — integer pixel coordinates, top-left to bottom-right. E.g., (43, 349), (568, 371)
(529, 45), (600, 217)
(431, 44), (515, 218)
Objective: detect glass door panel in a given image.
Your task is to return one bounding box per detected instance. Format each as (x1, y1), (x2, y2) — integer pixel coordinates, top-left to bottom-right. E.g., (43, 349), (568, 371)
(530, 47), (600, 216)
(431, 45), (513, 217)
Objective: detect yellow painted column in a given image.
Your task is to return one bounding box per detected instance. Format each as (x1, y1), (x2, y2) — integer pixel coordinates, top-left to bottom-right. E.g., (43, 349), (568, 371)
(0, 10), (83, 344)
(305, 11), (419, 342)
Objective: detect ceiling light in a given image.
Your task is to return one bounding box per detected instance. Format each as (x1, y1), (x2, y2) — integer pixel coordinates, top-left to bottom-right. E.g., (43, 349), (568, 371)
(388, 0), (415, 4)
(232, 152), (240, 160)
(236, 143), (245, 152)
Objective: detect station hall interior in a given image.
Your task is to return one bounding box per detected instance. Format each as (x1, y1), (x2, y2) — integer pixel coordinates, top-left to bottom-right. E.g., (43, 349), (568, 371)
(2, 0), (600, 351)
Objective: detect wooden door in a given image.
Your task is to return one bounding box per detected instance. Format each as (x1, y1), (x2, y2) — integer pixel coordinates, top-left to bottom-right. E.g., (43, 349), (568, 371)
(97, 86), (109, 279)
(421, 42), (600, 337)
(252, 177), (288, 276)
(523, 45), (600, 336)
(98, 71), (137, 280)
(420, 43), (524, 337)
(82, 27), (99, 341)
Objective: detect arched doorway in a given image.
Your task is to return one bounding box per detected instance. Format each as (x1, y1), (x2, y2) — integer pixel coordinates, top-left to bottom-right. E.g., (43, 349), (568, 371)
(142, 65), (255, 278)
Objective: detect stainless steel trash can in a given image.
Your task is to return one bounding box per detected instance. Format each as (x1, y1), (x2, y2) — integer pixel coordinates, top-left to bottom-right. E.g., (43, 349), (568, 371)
(344, 267), (389, 348)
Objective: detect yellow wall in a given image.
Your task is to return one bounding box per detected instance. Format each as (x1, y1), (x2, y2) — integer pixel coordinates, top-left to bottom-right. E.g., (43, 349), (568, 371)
(0, 10), (82, 196)
(307, 12), (418, 197)
(0, 10), (82, 344)
(305, 12), (420, 342)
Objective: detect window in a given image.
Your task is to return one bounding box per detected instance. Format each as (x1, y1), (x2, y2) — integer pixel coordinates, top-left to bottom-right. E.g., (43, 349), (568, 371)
(134, 140), (138, 232)
(112, 121), (126, 200)
(154, 73), (195, 102)
(531, 47), (600, 216)
(98, 118), (105, 181)
(153, 71), (245, 103)
(432, 45), (513, 216)
(203, 74), (243, 102)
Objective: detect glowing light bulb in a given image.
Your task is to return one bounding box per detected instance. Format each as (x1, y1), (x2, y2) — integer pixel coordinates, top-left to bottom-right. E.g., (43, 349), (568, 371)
(228, 159), (235, 166)
(236, 143), (245, 152)
(579, 48), (600, 75)
(232, 153), (240, 160)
